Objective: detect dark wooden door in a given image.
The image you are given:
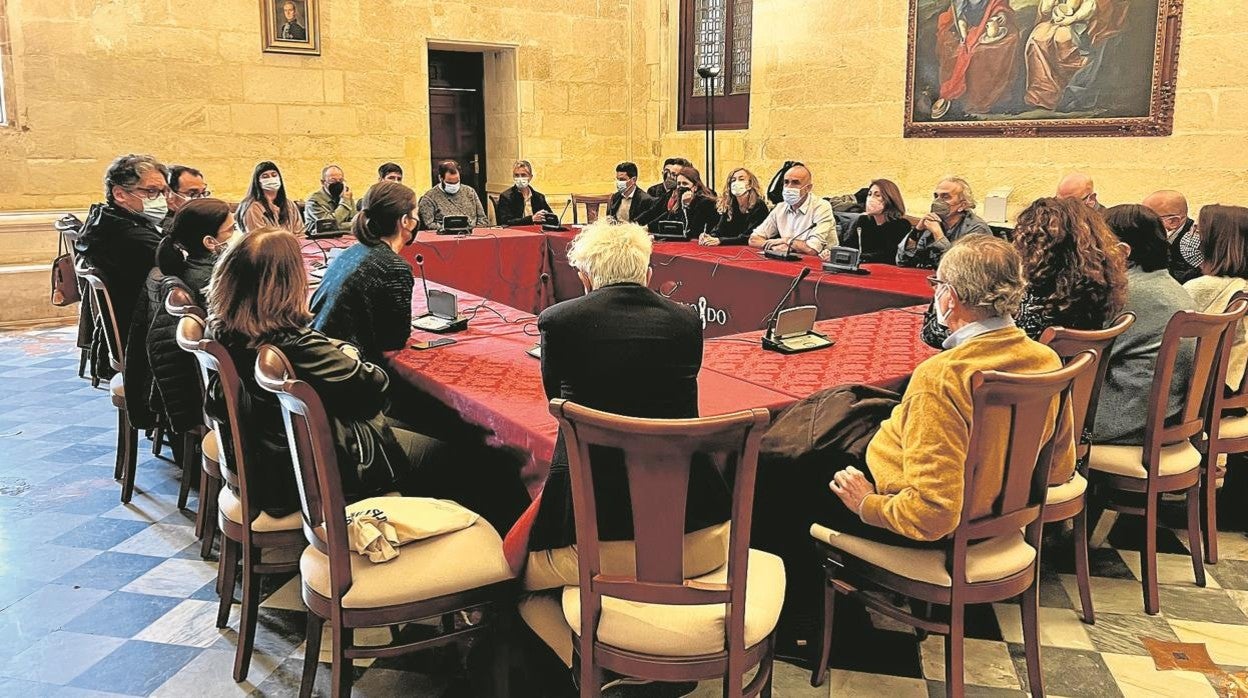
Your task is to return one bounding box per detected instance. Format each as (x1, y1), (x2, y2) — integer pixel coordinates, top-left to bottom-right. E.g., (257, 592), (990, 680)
(428, 50), (486, 204)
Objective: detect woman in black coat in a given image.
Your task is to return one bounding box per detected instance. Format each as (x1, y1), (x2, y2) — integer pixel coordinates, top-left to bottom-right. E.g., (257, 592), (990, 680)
(702, 167), (770, 245)
(494, 160), (553, 226)
(637, 165), (718, 240)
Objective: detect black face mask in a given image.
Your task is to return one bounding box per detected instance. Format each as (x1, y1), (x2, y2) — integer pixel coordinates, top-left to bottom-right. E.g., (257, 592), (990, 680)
(327, 181), (345, 199)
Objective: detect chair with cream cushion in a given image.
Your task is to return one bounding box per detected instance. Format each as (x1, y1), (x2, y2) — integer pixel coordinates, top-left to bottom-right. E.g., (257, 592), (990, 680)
(255, 345), (514, 698)
(1039, 312), (1136, 624)
(176, 316), (303, 683)
(548, 398), (778, 698)
(1196, 291), (1248, 564)
(809, 353), (1094, 698)
(78, 264), (139, 504)
(1087, 300), (1247, 615)
(163, 288), (215, 550)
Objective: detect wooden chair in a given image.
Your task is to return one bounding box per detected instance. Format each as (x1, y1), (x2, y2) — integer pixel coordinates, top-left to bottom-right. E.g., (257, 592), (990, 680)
(1195, 292), (1248, 564)
(571, 194), (611, 225)
(549, 399), (779, 698)
(810, 352), (1095, 698)
(254, 345), (515, 698)
(487, 193), (500, 225)
(54, 214), (91, 381)
(175, 318), (304, 682)
(1087, 300), (1247, 614)
(1039, 312), (1136, 624)
(77, 264), (139, 503)
(166, 290), (220, 558)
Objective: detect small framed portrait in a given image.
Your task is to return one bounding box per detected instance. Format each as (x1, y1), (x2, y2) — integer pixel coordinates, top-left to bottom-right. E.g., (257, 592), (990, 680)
(261, 0), (320, 55)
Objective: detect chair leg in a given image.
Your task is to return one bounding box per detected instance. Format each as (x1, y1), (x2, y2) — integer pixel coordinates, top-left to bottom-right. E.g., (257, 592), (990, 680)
(195, 468), (209, 539)
(1185, 484), (1207, 588)
(760, 638), (775, 698)
(1203, 455), (1220, 565)
(78, 347), (88, 379)
(1142, 495), (1160, 615)
(151, 426), (164, 458)
(217, 538), (239, 628)
(944, 602), (965, 698)
(113, 409), (126, 481)
(177, 432), (196, 511)
(909, 599), (931, 641)
(1073, 507), (1096, 625)
(1020, 579), (1045, 698)
(491, 606), (510, 698)
(201, 478), (220, 560)
(119, 415), (138, 504)
(810, 563), (837, 688)
(300, 612), (324, 698)
(578, 649), (602, 698)
(233, 546), (262, 682)
(331, 623), (353, 698)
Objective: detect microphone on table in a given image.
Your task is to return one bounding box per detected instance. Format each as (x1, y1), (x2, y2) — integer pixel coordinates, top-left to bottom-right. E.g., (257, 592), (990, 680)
(763, 267), (810, 343)
(414, 253), (432, 305)
(763, 220), (818, 261)
(543, 199), (572, 232)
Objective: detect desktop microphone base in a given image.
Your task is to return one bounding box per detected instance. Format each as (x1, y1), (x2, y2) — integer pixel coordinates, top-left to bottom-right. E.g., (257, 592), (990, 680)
(412, 314), (469, 334)
(763, 249), (801, 261)
(761, 331), (834, 354)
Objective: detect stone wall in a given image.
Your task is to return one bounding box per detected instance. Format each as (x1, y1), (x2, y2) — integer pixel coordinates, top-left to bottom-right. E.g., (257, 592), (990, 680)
(633, 0), (1248, 219)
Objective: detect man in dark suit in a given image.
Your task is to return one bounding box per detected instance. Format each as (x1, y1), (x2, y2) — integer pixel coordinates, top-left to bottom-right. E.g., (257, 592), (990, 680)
(516, 221), (730, 678)
(279, 1), (307, 41)
(605, 161), (654, 224)
(645, 156), (692, 200)
(1144, 189), (1203, 283)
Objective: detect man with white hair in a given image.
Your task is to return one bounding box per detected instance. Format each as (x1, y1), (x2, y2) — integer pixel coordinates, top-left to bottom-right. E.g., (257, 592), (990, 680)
(897, 176), (991, 268)
(516, 221), (730, 688)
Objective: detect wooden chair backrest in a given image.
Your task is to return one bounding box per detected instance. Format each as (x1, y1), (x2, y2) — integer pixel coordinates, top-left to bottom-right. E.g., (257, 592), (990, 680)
(487, 193), (500, 225)
(76, 264), (125, 372)
(571, 194), (612, 224)
(955, 352), (1094, 567)
(1205, 294), (1248, 442)
(254, 344), (352, 596)
(1141, 301), (1247, 476)
(1039, 312), (1136, 468)
(549, 399), (770, 655)
(163, 285), (205, 320)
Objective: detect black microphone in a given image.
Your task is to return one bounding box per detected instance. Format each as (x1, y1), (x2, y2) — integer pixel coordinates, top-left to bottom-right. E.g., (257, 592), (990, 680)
(763, 220), (819, 261)
(763, 267), (810, 342)
(414, 253), (432, 306)
(544, 199), (572, 231)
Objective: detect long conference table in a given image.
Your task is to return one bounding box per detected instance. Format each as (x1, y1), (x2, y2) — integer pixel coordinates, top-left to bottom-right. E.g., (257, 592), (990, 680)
(302, 225), (937, 495)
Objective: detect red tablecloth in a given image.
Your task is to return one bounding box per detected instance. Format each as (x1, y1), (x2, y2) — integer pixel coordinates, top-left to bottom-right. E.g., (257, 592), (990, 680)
(543, 230), (934, 337)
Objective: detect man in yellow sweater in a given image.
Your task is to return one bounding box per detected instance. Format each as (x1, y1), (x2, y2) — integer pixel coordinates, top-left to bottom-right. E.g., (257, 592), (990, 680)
(830, 234), (1076, 542)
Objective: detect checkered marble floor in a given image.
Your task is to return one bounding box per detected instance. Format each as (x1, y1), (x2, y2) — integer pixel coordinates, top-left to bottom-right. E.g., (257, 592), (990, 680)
(1, 324), (1247, 697)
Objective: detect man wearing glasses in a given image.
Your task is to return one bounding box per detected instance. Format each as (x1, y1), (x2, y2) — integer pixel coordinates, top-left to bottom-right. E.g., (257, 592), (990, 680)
(163, 165), (209, 231)
(1144, 189), (1202, 284)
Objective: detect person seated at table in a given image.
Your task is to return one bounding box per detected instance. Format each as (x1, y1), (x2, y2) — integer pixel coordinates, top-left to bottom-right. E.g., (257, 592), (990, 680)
(635, 165), (719, 239)
(836, 179), (910, 263)
(206, 227), (445, 516)
(748, 164), (837, 256)
(517, 221), (731, 677)
(311, 181), (418, 362)
(235, 161), (302, 235)
(645, 156), (692, 200)
(163, 164), (209, 231)
(357, 161), (403, 211)
(1056, 171), (1105, 212)
(701, 167), (769, 246)
(921, 196), (1128, 348)
(1144, 189), (1202, 284)
(897, 176), (991, 268)
(1094, 205), (1197, 445)
(1184, 204), (1248, 389)
(302, 164), (355, 233)
(417, 160), (490, 230)
(495, 159), (553, 226)
(606, 161), (654, 224)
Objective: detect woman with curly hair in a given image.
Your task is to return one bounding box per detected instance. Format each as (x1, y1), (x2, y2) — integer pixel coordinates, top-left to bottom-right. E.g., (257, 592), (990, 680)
(921, 196), (1129, 348)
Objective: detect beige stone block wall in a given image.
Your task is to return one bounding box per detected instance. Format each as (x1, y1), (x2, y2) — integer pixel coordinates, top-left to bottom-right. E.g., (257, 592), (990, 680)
(633, 0), (1248, 220)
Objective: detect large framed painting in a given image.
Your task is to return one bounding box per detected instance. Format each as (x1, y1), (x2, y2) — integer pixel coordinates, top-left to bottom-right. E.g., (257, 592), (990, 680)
(905, 0), (1184, 137)
(261, 0), (320, 56)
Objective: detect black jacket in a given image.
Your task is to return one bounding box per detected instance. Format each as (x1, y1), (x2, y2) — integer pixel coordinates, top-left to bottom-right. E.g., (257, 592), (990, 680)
(1168, 218), (1202, 284)
(646, 182), (674, 200)
(711, 197), (770, 244)
(637, 194), (718, 240)
(495, 186), (552, 226)
(75, 203), (163, 343)
(311, 242), (414, 362)
(529, 283), (729, 550)
(206, 327), (409, 517)
(607, 187), (656, 224)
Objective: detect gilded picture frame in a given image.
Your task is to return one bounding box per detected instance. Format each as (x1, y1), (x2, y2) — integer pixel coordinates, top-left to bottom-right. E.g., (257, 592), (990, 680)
(904, 0), (1184, 137)
(261, 0), (320, 56)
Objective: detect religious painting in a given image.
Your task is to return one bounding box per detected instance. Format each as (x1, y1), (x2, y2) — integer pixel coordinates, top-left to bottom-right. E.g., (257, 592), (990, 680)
(904, 0), (1184, 137)
(261, 0), (320, 55)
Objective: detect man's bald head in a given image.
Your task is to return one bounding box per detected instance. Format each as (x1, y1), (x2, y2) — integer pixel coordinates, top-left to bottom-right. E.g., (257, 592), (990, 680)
(1143, 190), (1190, 235)
(1057, 172), (1097, 207)
(785, 165), (812, 186)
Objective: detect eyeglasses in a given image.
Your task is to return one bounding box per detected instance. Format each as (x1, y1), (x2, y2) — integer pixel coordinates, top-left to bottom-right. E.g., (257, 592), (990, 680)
(925, 275), (948, 290)
(171, 189), (211, 201)
(129, 186), (169, 201)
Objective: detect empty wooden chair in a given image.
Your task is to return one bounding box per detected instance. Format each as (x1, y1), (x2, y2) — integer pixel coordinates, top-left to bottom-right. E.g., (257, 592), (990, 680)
(255, 344), (515, 698)
(810, 352), (1094, 698)
(549, 399), (779, 698)
(1087, 300), (1247, 614)
(1039, 312), (1136, 624)
(167, 290), (220, 558)
(571, 194), (611, 225)
(1197, 292), (1248, 563)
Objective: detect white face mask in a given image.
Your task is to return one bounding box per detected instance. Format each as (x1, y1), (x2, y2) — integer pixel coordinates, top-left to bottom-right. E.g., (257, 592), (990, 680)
(782, 187), (803, 207)
(729, 180), (749, 197)
(616, 179), (629, 193)
(934, 284), (954, 327)
(865, 197), (885, 215)
(514, 177), (530, 189)
(442, 181), (461, 195)
(259, 175), (282, 192)
(141, 196), (168, 225)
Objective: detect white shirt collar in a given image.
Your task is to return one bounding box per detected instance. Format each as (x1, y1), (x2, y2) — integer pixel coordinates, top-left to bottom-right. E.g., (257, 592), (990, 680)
(942, 315), (1015, 349)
